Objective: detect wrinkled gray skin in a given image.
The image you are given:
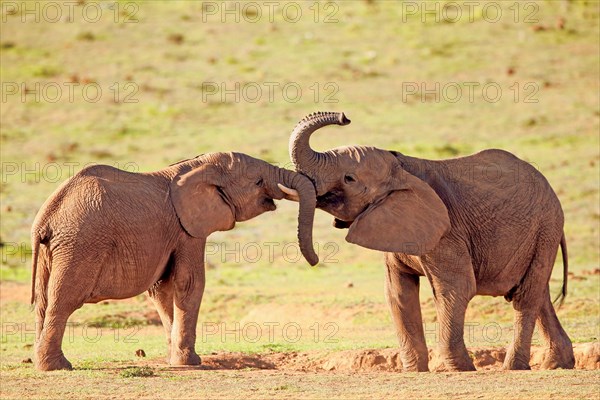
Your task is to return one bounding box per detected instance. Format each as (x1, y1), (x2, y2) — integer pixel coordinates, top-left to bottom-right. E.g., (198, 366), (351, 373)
(31, 152), (318, 371)
(289, 112), (574, 372)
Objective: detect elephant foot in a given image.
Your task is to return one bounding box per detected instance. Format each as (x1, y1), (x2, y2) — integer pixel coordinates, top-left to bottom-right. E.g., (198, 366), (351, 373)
(400, 355), (430, 372)
(36, 353), (73, 371)
(503, 345), (532, 370)
(401, 363), (429, 372)
(502, 356), (531, 370)
(169, 350), (201, 366)
(434, 359), (476, 372)
(452, 362), (476, 372)
(540, 349), (575, 370)
(433, 350), (476, 372)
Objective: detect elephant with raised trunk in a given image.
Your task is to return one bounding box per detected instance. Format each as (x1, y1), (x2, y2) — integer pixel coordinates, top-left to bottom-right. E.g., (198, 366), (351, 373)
(31, 152), (318, 371)
(285, 111), (574, 372)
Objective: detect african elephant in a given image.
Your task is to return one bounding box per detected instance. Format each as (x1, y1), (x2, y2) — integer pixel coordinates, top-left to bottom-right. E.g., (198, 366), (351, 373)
(284, 111), (574, 372)
(30, 152), (318, 371)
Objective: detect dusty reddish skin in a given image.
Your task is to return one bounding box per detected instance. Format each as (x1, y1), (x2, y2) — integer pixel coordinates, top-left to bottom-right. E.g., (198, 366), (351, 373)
(289, 111), (574, 372)
(30, 152), (318, 371)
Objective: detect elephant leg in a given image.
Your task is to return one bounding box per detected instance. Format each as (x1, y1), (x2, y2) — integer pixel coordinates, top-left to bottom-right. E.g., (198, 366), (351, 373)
(35, 313), (74, 371)
(504, 309), (538, 370)
(503, 253), (552, 370)
(425, 245), (477, 371)
(431, 287), (476, 371)
(148, 277), (174, 363)
(169, 242), (205, 366)
(536, 288), (575, 369)
(385, 255), (429, 372)
(35, 272), (86, 371)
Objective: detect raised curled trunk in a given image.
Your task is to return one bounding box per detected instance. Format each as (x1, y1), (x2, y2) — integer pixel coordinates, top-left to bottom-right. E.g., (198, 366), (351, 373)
(277, 168), (319, 266)
(289, 111), (350, 185)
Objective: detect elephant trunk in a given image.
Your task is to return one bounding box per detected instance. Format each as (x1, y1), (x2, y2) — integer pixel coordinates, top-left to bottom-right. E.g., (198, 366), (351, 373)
(276, 168), (319, 266)
(288, 112), (351, 184)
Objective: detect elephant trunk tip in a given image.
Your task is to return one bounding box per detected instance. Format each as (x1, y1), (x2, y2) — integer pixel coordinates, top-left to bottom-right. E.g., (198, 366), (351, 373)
(304, 250), (319, 267)
(339, 113), (351, 126)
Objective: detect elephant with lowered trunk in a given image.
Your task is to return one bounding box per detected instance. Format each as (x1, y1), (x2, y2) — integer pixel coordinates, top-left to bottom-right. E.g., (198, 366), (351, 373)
(284, 111), (574, 372)
(31, 152), (318, 371)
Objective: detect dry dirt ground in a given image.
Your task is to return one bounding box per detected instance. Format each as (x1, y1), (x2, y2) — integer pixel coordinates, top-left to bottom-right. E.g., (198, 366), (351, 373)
(2, 283), (599, 399)
(3, 350), (599, 400)
(196, 343), (600, 372)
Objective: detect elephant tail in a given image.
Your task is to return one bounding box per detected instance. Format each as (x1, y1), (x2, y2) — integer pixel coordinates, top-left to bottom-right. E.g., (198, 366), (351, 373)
(30, 226), (51, 344)
(30, 227), (50, 306)
(552, 232), (568, 308)
(30, 234), (40, 306)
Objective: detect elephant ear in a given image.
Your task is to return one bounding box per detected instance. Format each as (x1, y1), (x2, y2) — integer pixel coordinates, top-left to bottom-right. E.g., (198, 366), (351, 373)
(169, 164), (235, 238)
(346, 169), (450, 255)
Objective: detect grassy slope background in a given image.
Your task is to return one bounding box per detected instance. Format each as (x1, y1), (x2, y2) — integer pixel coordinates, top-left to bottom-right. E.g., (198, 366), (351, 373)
(1, 1), (599, 398)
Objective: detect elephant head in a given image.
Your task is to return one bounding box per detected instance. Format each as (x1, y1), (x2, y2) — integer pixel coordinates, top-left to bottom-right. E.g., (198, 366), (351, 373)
(170, 152), (319, 265)
(288, 112), (450, 256)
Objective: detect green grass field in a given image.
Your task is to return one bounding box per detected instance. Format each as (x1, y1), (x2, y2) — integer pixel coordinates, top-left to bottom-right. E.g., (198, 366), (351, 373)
(1, 1), (599, 398)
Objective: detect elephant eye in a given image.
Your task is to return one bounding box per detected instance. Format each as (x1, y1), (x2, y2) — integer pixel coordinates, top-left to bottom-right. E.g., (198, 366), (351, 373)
(255, 178), (264, 187)
(344, 175), (356, 184)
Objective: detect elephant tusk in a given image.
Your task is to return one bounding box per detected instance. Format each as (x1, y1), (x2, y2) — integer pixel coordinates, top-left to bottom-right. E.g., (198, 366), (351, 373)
(277, 183), (300, 202)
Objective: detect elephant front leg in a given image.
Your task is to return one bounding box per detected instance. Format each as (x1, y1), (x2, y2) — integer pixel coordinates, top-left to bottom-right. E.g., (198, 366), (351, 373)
(431, 290), (476, 371)
(148, 278), (174, 363)
(169, 247), (205, 366)
(425, 245), (477, 372)
(385, 258), (429, 372)
(427, 262), (477, 373)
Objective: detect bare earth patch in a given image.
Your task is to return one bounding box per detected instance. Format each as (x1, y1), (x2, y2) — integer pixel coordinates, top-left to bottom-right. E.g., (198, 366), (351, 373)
(162, 342), (599, 372)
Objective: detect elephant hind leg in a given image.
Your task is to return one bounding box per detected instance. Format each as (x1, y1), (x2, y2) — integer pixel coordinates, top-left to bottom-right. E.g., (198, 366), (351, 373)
(35, 268), (89, 371)
(504, 245), (557, 370)
(537, 289), (574, 369)
(35, 310), (74, 371)
(503, 308), (538, 370)
(148, 277), (175, 363)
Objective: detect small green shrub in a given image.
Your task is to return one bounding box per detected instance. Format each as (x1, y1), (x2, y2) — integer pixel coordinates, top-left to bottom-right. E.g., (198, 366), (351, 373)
(120, 366), (154, 378)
